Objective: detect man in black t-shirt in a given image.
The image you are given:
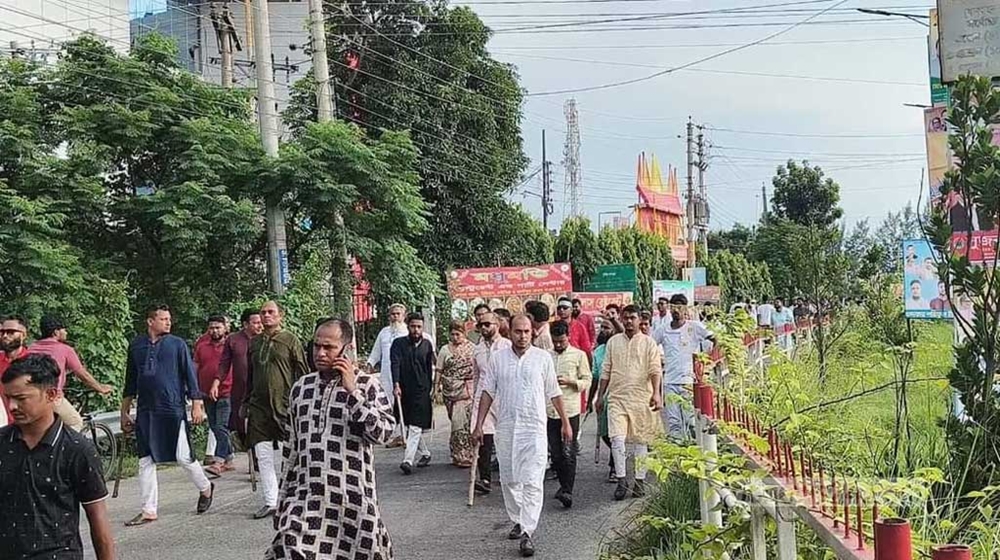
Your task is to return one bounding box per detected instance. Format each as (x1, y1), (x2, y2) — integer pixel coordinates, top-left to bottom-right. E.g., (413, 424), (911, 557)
(0, 354), (114, 560)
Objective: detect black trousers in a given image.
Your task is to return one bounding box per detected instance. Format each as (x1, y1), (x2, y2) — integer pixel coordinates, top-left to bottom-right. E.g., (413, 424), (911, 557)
(547, 415), (581, 494)
(478, 434), (494, 482)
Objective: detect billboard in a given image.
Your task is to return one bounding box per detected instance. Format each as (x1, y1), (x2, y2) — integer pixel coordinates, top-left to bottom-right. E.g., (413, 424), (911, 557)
(446, 263), (573, 320)
(683, 267), (707, 287)
(572, 292), (634, 315)
(582, 263), (637, 293)
(925, 106), (950, 203)
(694, 286), (722, 304)
(938, 0), (1000, 83)
(929, 9), (949, 106)
(652, 279), (695, 305)
(903, 239), (952, 319)
(950, 230), (1000, 263)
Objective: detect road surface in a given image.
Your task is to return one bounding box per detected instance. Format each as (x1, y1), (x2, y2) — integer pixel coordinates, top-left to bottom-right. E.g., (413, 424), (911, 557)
(83, 407), (638, 559)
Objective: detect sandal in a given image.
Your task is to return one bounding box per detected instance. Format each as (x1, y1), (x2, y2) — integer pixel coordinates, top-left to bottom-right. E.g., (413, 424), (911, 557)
(124, 513), (157, 527)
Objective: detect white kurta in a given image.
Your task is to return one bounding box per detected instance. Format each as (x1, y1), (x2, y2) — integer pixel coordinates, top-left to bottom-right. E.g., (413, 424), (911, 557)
(471, 336), (512, 435)
(481, 345), (561, 485)
(367, 324), (434, 407)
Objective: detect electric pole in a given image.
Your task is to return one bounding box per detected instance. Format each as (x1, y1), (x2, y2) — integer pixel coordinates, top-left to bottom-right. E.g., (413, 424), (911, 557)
(686, 117), (696, 268)
(211, 2), (241, 88)
(307, 0), (353, 326)
(542, 129), (551, 230)
(253, 0), (290, 294)
(761, 182), (769, 224)
(696, 127), (709, 254)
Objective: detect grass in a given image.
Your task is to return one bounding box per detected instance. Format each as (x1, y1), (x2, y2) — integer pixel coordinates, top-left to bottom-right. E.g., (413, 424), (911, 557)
(600, 474), (700, 560)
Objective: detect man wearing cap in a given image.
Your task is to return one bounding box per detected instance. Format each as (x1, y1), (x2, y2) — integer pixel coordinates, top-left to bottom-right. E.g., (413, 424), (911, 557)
(29, 316), (113, 431)
(556, 297), (593, 360)
(653, 294), (714, 441)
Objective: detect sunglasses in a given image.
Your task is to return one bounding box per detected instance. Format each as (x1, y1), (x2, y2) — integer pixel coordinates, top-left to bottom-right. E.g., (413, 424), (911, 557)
(477, 322), (495, 327)
(0, 329), (25, 335)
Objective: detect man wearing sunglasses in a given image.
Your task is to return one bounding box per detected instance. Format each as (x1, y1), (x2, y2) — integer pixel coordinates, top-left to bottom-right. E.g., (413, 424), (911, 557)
(471, 311), (511, 495)
(0, 316), (30, 426)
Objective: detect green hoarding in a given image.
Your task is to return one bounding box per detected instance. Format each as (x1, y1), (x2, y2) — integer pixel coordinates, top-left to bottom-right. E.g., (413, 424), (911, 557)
(583, 264), (637, 293)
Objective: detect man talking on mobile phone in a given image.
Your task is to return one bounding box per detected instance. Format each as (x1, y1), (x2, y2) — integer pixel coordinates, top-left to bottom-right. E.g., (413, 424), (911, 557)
(267, 318), (397, 560)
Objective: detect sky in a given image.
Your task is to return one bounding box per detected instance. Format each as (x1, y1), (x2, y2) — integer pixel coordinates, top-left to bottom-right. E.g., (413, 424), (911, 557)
(128, 0), (935, 234)
(462, 0), (933, 232)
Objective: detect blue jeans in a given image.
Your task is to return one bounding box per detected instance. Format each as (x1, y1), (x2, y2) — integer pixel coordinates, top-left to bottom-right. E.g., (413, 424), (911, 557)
(206, 398), (233, 461)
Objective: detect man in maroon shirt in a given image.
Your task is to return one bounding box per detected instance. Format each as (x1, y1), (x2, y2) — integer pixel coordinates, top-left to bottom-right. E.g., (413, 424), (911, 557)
(556, 298), (593, 360)
(571, 298), (596, 352)
(211, 309), (262, 447)
(196, 316), (231, 475)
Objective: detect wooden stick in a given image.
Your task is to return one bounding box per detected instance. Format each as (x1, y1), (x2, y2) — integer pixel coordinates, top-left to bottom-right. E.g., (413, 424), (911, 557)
(468, 445), (480, 507)
(396, 396), (408, 440)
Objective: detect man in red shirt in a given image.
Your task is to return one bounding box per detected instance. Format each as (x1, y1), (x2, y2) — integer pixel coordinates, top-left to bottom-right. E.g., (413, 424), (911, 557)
(28, 316), (113, 431)
(0, 316), (30, 426)
(194, 316), (233, 476)
(556, 298), (593, 360)
(571, 298), (596, 353)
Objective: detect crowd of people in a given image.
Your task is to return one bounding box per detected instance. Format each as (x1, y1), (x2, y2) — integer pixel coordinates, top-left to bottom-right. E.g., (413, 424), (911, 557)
(0, 291), (809, 560)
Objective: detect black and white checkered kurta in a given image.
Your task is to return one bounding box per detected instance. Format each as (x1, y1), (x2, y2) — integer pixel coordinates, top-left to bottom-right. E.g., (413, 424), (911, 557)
(267, 370), (396, 560)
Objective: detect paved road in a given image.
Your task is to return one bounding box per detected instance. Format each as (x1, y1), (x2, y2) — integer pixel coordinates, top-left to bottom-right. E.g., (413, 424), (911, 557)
(84, 407), (638, 559)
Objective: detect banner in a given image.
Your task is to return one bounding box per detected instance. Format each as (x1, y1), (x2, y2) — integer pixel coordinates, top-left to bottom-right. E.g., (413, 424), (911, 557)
(571, 292), (633, 315)
(902, 239), (952, 319)
(652, 279), (695, 305)
(938, 0), (1000, 83)
(949, 230), (1000, 263)
(925, 106), (949, 203)
(694, 286), (722, 303)
(683, 267), (707, 287)
(583, 263), (637, 293)
(446, 263), (573, 320)
(929, 9), (949, 106)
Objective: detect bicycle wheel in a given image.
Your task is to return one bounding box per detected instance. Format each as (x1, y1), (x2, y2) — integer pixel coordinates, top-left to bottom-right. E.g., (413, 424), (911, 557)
(91, 422), (118, 479)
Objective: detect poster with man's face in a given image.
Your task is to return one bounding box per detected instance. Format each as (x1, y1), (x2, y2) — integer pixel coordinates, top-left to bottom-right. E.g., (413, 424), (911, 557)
(902, 239), (952, 320)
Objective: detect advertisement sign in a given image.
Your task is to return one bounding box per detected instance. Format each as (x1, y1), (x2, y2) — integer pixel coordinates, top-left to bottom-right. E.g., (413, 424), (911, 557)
(683, 267), (707, 287)
(902, 239), (952, 319)
(938, 0), (1000, 83)
(652, 280), (695, 305)
(950, 230), (1000, 263)
(929, 9), (949, 106)
(572, 292), (634, 315)
(694, 286), (722, 304)
(925, 106), (950, 202)
(446, 263), (573, 320)
(582, 263), (637, 293)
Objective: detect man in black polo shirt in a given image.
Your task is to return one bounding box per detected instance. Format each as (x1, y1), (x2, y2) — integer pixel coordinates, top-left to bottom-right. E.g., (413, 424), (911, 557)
(0, 354), (115, 560)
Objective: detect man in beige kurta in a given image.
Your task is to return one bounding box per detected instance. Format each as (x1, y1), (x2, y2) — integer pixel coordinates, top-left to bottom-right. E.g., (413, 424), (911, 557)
(595, 305), (662, 501)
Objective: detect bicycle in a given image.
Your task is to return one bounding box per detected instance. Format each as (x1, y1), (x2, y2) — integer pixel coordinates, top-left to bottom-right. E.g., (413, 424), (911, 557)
(77, 403), (119, 486)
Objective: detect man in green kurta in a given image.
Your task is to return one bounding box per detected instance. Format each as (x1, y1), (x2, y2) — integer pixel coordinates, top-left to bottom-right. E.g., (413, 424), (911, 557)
(244, 301), (309, 520)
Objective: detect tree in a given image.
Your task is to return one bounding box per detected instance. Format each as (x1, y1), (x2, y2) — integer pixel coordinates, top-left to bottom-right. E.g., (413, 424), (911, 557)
(707, 223), (755, 255)
(770, 160), (844, 227)
(749, 218), (800, 298)
(878, 202), (921, 273)
(924, 75), (1000, 492)
(703, 250), (773, 307)
(597, 226), (675, 306)
(554, 217), (600, 289)
(304, 1), (530, 271)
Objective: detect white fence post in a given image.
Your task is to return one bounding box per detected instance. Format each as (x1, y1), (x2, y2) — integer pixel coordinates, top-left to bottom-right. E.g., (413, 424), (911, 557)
(775, 501), (798, 560)
(750, 503), (767, 560)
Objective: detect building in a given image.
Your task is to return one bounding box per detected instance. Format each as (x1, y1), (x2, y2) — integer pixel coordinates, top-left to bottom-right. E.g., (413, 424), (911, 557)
(131, 0), (312, 113)
(1, 0), (130, 59)
(635, 152), (688, 264)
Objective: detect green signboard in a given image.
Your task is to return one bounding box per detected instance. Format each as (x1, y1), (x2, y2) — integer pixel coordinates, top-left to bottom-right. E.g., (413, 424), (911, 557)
(583, 264), (637, 293)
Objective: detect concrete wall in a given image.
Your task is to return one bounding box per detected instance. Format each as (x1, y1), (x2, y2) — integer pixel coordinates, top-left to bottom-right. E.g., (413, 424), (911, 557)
(1, 0), (131, 56)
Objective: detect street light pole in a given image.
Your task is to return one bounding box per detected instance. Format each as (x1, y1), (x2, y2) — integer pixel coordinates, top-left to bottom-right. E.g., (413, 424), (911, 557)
(856, 8), (929, 28)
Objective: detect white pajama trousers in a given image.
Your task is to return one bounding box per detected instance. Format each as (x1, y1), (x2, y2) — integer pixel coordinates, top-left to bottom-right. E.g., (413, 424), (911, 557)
(610, 435), (649, 481)
(403, 425), (431, 465)
(255, 441), (283, 509)
(138, 421), (211, 517)
(502, 480), (544, 536)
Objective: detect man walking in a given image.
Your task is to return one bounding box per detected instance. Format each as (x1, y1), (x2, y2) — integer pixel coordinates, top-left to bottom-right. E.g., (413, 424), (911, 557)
(526, 301), (554, 352)
(0, 354), (116, 559)
(121, 304), (214, 526)
(472, 311), (511, 494)
(244, 301), (309, 520)
(473, 315), (572, 557)
(594, 305), (663, 501)
(652, 297), (670, 332)
(571, 298), (596, 350)
(654, 295), (714, 441)
(195, 316), (233, 477)
(548, 320), (591, 508)
(267, 318), (396, 560)
(367, 303), (410, 448)
(28, 316), (113, 431)
(392, 312), (436, 474)
(467, 303), (491, 344)
(556, 297), (593, 360)
(213, 308), (262, 449)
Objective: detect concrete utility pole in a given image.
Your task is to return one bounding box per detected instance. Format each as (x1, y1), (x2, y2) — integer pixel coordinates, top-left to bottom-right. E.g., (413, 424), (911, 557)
(252, 0), (290, 294)
(542, 129), (552, 230)
(686, 117), (697, 268)
(211, 2), (241, 88)
(761, 182), (769, 224)
(307, 0), (353, 326)
(696, 126), (708, 253)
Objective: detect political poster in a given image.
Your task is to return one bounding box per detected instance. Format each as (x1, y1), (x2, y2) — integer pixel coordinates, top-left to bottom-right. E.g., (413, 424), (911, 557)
(571, 292), (633, 315)
(446, 263), (573, 320)
(902, 239), (952, 319)
(652, 280), (695, 305)
(694, 286), (722, 304)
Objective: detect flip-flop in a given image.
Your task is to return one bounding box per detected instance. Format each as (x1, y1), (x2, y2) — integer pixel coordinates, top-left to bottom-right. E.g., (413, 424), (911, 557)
(204, 465), (223, 479)
(124, 514), (157, 527)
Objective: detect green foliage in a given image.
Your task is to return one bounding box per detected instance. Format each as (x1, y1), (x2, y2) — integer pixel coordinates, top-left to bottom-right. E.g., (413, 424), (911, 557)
(553, 216), (600, 289)
(597, 226), (676, 306)
(703, 249), (773, 307)
(707, 223), (754, 256)
(770, 160), (844, 227)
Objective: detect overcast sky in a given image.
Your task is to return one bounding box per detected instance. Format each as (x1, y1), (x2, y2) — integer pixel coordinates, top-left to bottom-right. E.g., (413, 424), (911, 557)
(466, 0), (933, 232)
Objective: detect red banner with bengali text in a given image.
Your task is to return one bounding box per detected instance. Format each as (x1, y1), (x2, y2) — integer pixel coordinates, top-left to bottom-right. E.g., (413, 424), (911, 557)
(950, 230), (999, 263)
(695, 286), (722, 303)
(446, 264), (573, 320)
(571, 292), (633, 315)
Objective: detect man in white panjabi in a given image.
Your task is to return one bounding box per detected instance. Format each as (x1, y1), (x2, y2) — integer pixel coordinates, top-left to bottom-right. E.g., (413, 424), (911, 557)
(473, 315), (573, 558)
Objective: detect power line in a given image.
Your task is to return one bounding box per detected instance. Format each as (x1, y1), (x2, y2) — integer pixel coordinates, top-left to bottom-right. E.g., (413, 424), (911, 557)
(705, 126), (923, 139)
(524, 0), (853, 96)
